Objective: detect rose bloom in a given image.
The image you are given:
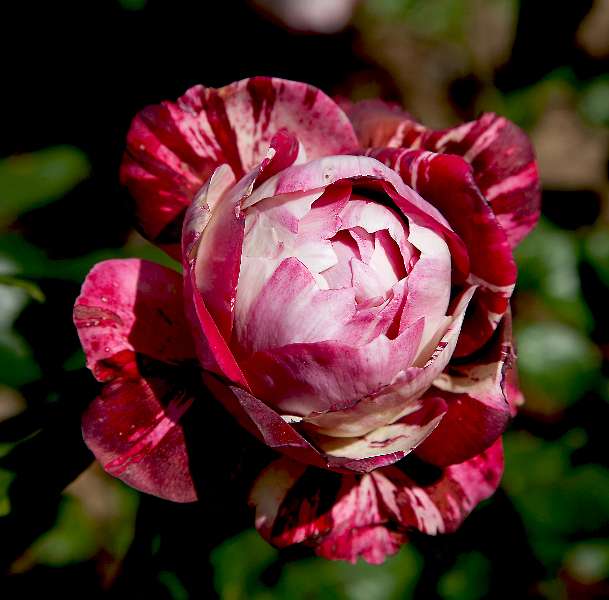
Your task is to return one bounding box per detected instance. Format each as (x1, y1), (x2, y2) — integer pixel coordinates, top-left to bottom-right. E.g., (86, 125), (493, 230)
(74, 77), (539, 563)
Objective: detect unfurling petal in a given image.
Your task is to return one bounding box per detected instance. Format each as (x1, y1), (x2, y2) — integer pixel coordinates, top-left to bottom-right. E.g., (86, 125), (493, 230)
(250, 439), (504, 563)
(121, 77), (359, 256)
(346, 100), (540, 247)
(415, 312), (516, 466)
(74, 259), (197, 501)
(372, 148), (516, 356)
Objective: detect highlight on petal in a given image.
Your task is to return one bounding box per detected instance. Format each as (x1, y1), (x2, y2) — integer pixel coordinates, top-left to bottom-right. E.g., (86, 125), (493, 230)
(74, 259), (198, 501)
(250, 439), (504, 564)
(345, 100), (540, 247)
(121, 77), (359, 255)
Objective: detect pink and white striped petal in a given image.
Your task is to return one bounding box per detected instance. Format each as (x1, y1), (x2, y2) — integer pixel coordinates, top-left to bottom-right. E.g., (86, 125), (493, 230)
(244, 154), (470, 281)
(250, 438), (504, 563)
(241, 317), (425, 418)
(345, 100), (540, 247)
(301, 287), (476, 437)
(121, 77), (359, 255)
(74, 259), (194, 379)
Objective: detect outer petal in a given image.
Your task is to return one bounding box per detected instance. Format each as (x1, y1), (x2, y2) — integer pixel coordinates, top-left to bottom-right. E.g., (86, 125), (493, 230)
(74, 259), (197, 502)
(414, 312), (515, 466)
(250, 439), (504, 564)
(121, 77), (359, 256)
(346, 101), (540, 247)
(372, 148), (517, 356)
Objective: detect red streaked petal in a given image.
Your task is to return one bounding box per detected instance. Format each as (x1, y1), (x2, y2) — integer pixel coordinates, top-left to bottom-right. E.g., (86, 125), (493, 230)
(345, 100), (540, 247)
(415, 312), (515, 466)
(301, 286), (475, 437)
(121, 77), (359, 254)
(241, 317), (425, 418)
(82, 361), (197, 503)
(74, 259), (198, 502)
(250, 439), (504, 563)
(372, 147), (517, 356)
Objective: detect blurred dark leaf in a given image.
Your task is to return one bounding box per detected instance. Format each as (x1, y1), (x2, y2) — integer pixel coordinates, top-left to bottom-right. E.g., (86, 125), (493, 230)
(0, 147), (90, 227)
(516, 320), (601, 414)
(503, 430), (609, 568)
(515, 219), (593, 332)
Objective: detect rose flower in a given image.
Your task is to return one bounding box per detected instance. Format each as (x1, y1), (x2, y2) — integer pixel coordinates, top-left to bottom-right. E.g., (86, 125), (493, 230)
(74, 77), (539, 563)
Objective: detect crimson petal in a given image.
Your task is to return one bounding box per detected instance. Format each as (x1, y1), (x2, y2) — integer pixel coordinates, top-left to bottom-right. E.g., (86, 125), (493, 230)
(346, 100), (540, 247)
(415, 312), (516, 466)
(250, 439), (504, 564)
(371, 147), (516, 355)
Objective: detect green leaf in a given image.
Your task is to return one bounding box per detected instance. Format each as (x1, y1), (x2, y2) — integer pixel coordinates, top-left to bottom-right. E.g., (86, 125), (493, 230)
(515, 219), (592, 332)
(438, 552), (490, 600)
(211, 529), (421, 600)
(0, 275), (44, 302)
(503, 431), (609, 568)
(583, 225), (609, 289)
(516, 321), (601, 414)
(0, 284), (41, 387)
(0, 146), (90, 225)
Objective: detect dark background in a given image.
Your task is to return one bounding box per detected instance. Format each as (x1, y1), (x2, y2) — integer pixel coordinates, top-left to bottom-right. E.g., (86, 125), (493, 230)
(1, 1), (609, 598)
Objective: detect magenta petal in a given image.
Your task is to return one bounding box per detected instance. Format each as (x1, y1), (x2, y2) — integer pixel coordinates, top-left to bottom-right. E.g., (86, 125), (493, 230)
(121, 77), (359, 255)
(74, 259), (198, 501)
(183, 267), (249, 388)
(82, 365), (197, 502)
(425, 113), (541, 247)
(242, 318), (424, 418)
(250, 439), (504, 563)
(415, 314), (515, 466)
(74, 259), (194, 379)
(203, 374), (326, 469)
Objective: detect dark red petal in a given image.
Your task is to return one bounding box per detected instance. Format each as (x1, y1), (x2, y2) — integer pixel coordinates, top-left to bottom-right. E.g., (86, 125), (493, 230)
(121, 77), (359, 255)
(82, 361), (197, 502)
(371, 148), (516, 355)
(415, 313), (515, 466)
(346, 101), (540, 247)
(74, 259), (198, 501)
(250, 439), (504, 563)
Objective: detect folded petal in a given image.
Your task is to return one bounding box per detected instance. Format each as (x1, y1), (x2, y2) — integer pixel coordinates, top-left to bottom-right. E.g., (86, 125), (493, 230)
(250, 438), (504, 563)
(121, 77), (359, 255)
(346, 100), (540, 247)
(82, 361), (197, 503)
(74, 259), (194, 379)
(372, 148), (516, 355)
(302, 287), (476, 437)
(206, 371), (445, 475)
(74, 259), (198, 501)
(415, 312), (515, 466)
(242, 317), (425, 418)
